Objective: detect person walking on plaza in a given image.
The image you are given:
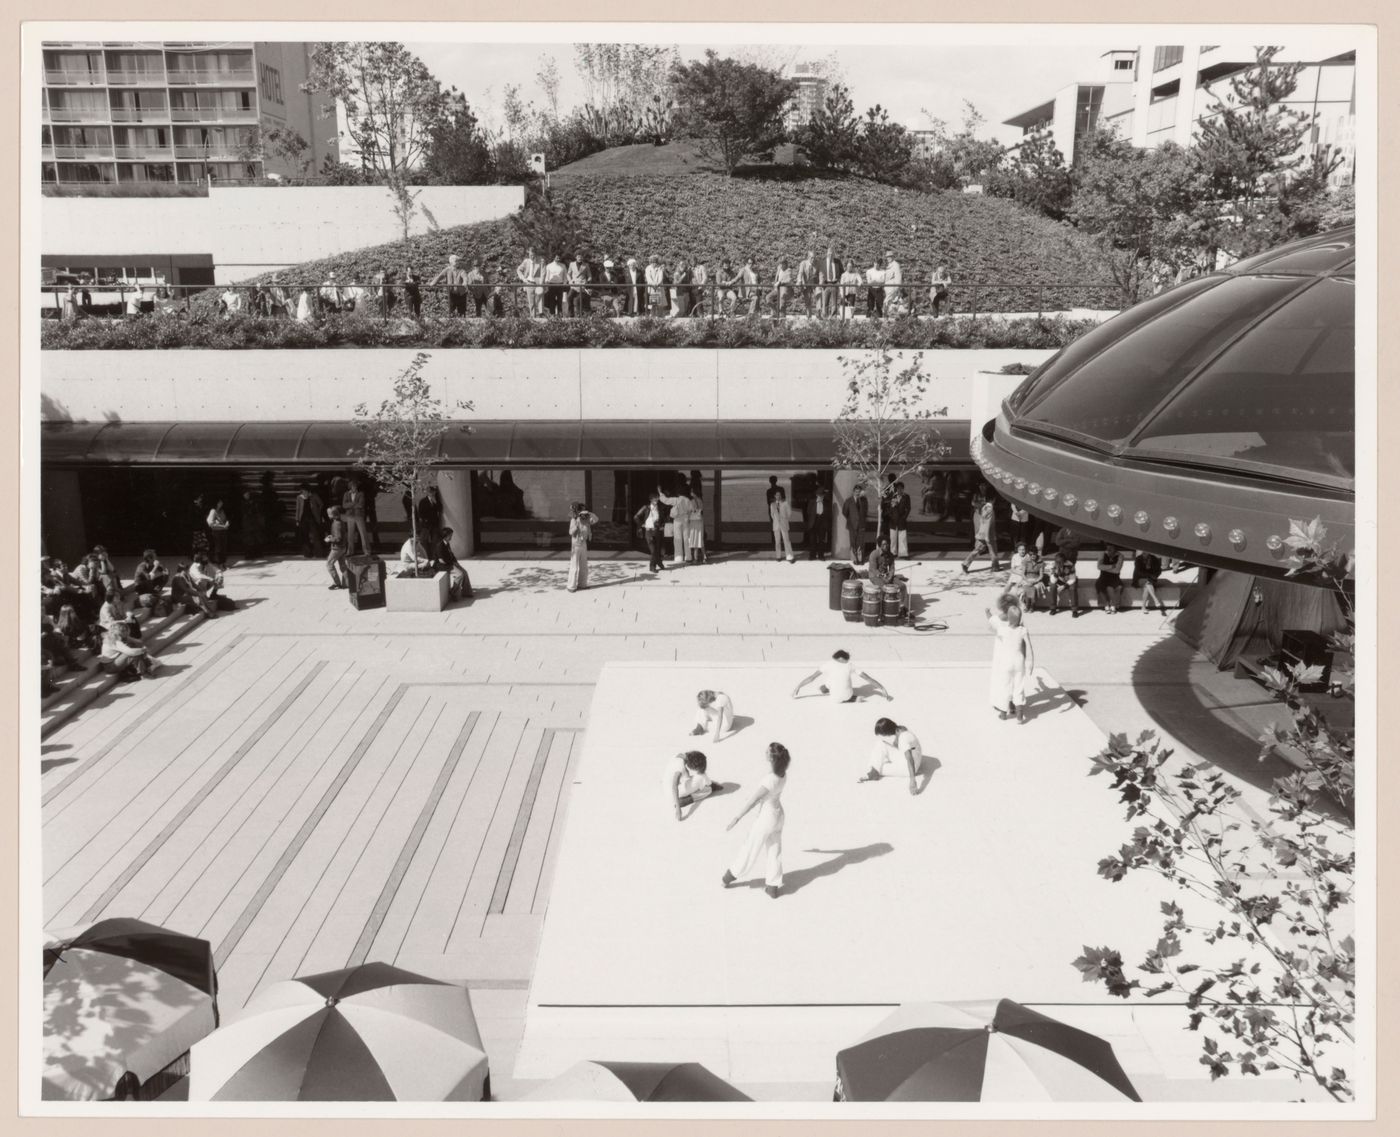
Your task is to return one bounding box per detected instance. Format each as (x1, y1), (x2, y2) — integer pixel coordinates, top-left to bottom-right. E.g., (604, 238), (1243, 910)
(668, 750), (722, 821)
(865, 256), (886, 317)
(770, 486), (795, 563)
(1095, 545), (1126, 613)
(685, 486), (707, 564)
(860, 717), (923, 795)
(691, 689), (735, 741)
(205, 498), (231, 568)
(1049, 547), (1083, 617)
(819, 246), (843, 317)
(567, 501), (599, 592)
(1010, 500), (1033, 551)
(987, 600), (1035, 723)
(517, 247), (543, 316)
(658, 482), (693, 566)
(792, 649), (892, 703)
(1133, 550), (1168, 614)
(961, 493), (1002, 573)
(722, 742), (790, 898)
(843, 482), (869, 563)
(929, 264), (952, 316)
(431, 527), (473, 600)
(324, 505), (349, 589)
(295, 482), (326, 558)
(341, 479), (371, 556)
(635, 490), (666, 573)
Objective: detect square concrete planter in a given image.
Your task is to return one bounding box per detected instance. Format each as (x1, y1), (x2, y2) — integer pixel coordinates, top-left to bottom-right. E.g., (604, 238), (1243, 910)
(385, 571), (449, 612)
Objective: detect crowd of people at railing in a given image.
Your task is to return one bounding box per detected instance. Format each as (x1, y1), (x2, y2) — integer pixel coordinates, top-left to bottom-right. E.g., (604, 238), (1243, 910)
(40, 541), (234, 692)
(44, 246), (1114, 323)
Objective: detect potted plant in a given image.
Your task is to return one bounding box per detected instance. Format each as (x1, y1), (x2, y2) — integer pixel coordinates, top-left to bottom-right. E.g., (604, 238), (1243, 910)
(351, 351), (472, 612)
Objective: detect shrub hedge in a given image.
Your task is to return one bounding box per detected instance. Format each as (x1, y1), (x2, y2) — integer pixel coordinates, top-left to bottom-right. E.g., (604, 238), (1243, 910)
(40, 313), (1100, 352)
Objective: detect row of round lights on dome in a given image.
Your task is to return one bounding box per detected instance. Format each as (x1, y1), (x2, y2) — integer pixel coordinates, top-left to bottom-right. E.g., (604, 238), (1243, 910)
(976, 452), (1289, 555)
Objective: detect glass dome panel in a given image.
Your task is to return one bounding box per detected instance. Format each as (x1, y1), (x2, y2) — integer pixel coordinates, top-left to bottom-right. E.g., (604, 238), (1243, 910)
(1007, 274), (1222, 413)
(1131, 277), (1354, 482)
(1016, 275), (1306, 446)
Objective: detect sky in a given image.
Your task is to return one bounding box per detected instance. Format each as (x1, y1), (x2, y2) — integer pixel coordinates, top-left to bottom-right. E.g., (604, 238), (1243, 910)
(406, 42), (1118, 146)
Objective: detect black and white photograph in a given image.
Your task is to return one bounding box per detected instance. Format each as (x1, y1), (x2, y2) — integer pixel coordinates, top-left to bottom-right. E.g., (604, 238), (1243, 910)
(21, 19), (1375, 1119)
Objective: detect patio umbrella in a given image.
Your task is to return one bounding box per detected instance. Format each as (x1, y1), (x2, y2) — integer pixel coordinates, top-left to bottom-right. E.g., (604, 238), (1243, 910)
(835, 1000), (1142, 1102)
(524, 1060), (752, 1102)
(43, 917), (218, 1101)
(188, 962), (488, 1101)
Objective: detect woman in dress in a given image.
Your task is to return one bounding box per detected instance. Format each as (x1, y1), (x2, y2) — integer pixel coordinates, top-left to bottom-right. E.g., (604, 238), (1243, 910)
(567, 501), (599, 592)
(1095, 545), (1126, 613)
(987, 599), (1035, 723)
(191, 494), (211, 561)
(206, 498), (231, 568)
(686, 487), (706, 564)
(722, 742), (790, 899)
(1133, 550), (1168, 614)
(770, 486), (795, 563)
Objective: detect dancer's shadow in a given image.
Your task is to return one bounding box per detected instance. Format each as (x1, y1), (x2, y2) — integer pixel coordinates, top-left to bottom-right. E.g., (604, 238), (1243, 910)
(678, 781), (738, 821)
(41, 743), (70, 755)
(41, 757), (78, 774)
(743, 843), (892, 896)
(914, 753), (942, 793)
(1021, 680), (1079, 722)
(723, 715), (754, 739)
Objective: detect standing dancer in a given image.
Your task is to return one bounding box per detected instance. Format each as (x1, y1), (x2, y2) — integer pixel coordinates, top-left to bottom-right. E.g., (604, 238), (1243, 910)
(690, 689), (734, 741)
(986, 601), (1036, 723)
(686, 486), (707, 564)
(770, 486), (796, 563)
(723, 742), (790, 898)
(960, 493), (1003, 573)
(567, 501), (599, 592)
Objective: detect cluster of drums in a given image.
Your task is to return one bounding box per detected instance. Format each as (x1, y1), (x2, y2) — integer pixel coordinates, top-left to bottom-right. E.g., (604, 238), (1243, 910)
(839, 577), (904, 628)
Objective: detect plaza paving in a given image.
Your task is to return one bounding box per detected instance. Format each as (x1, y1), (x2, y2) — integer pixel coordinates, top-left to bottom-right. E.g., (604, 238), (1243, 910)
(38, 551), (1335, 1103)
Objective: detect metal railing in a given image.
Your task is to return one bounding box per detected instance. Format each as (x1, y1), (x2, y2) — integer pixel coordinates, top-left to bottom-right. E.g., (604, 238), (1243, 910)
(110, 107), (170, 122)
(170, 106), (256, 122)
(113, 145), (173, 160)
(106, 68), (166, 86)
(166, 68), (256, 86)
(45, 107), (111, 123)
(44, 68), (106, 86)
(50, 144), (114, 160)
(40, 278), (1124, 322)
(174, 144), (246, 160)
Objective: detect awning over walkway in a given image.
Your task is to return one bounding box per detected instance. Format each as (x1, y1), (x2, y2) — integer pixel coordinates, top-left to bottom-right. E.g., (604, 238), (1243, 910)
(42, 420), (973, 468)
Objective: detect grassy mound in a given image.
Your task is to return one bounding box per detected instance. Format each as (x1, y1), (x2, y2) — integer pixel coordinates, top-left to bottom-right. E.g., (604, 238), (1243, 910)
(203, 170), (1111, 314)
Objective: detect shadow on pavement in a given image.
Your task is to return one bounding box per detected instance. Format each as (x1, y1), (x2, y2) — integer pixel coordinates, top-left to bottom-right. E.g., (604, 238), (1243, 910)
(739, 842), (894, 896)
(492, 561), (639, 595)
(41, 757), (79, 774)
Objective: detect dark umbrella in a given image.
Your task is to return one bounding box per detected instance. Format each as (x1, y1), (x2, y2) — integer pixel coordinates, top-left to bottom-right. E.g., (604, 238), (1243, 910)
(43, 917), (219, 1101)
(836, 1000), (1142, 1102)
(524, 1060), (752, 1102)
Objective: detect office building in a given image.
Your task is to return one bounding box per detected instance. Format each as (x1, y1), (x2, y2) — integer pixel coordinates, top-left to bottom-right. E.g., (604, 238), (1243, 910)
(784, 66), (830, 131)
(1002, 50), (1137, 163)
(40, 40), (338, 188)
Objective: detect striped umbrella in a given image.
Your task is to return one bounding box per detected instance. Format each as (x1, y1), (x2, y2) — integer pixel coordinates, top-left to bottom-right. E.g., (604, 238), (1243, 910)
(835, 1000), (1142, 1102)
(188, 962), (488, 1101)
(524, 1060), (751, 1102)
(43, 917), (218, 1101)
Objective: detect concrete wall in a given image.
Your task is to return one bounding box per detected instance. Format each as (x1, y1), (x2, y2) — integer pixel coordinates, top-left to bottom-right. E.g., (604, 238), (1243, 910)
(39, 348), (1057, 426)
(41, 185), (525, 283)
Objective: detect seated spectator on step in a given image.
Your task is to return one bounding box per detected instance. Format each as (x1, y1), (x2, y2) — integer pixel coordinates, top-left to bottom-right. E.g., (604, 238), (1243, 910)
(70, 554), (107, 615)
(865, 536), (910, 623)
(41, 611), (79, 673)
(189, 554), (226, 607)
(101, 616), (156, 681)
(171, 561), (216, 617)
(98, 589), (141, 640)
(1049, 549), (1083, 617)
(430, 527), (473, 600)
(1005, 542), (1045, 610)
(54, 603), (95, 653)
(133, 549), (170, 612)
(41, 558), (78, 618)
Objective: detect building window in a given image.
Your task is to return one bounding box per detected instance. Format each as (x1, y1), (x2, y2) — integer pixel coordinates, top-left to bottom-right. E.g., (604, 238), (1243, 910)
(1153, 46), (1185, 73)
(1114, 58), (1134, 71)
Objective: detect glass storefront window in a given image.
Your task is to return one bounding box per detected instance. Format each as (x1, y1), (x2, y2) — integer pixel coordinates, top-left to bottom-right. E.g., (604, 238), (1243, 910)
(472, 469), (585, 551)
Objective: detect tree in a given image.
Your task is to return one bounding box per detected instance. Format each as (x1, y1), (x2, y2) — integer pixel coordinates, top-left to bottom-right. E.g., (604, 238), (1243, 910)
(352, 353), (472, 576)
(854, 105), (915, 185)
(423, 92), (496, 185)
(573, 44), (678, 147)
(793, 83), (861, 172)
(1190, 47), (1335, 259)
(1070, 135), (1200, 303)
(510, 189), (587, 262)
(832, 333), (949, 544)
(261, 125), (312, 179)
(386, 175), (421, 242)
(916, 101), (1007, 190)
(1075, 726), (1354, 1100)
(988, 126), (1073, 220)
(302, 43), (451, 177)
(669, 51), (795, 174)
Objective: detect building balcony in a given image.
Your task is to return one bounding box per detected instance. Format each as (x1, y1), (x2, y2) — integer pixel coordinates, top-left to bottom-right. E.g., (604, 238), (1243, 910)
(109, 107), (170, 123)
(51, 144), (115, 160)
(175, 144), (250, 160)
(45, 106), (111, 124)
(44, 68), (107, 86)
(166, 68), (255, 86)
(114, 144), (174, 160)
(105, 68), (167, 86)
(170, 106), (257, 123)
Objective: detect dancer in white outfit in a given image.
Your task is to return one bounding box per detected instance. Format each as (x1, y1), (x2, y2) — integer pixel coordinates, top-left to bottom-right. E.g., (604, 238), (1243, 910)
(567, 502), (598, 592)
(666, 750), (721, 821)
(792, 650), (892, 703)
(987, 601), (1035, 723)
(691, 690), (734, 741)
(860, 717), (923, 795)
(723, 742), (790, 898)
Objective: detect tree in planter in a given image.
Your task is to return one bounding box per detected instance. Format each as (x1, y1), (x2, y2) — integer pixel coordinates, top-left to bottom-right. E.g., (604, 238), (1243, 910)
(351, 352), (473, 577)
(1075, 728), (1355, 1100)
(832, 333), (949, 547)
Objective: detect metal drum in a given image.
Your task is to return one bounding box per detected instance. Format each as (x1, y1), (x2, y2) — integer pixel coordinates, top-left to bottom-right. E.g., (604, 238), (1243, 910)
(841, 578), (863, 622)
(882, 584), (903, 622)
(862, 581), (883, 627)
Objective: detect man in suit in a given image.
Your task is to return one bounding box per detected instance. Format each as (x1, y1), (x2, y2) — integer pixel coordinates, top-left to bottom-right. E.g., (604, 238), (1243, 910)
(819, 245), (843, 318)
(294, 482), (326, 558)
(738, 257), (760, 316)
(888, 480), (912, 558)
(341, 478), (371, 557)
(430, 254), (469, 317)
(516, 246), (542, 316)
(843, 482), (869, 563)
(690, 259), (709, 317)
(802, 484), (831, 560)
(794, 249), (818, 317)
(466, 259), (489, 317)
(884, 249), (904, 314)
(567, 251), (592, 317)
(865, 257), (886, 318)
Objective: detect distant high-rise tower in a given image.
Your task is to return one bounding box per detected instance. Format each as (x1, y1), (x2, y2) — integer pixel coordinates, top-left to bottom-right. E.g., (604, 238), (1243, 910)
(784, 65), (830, 131)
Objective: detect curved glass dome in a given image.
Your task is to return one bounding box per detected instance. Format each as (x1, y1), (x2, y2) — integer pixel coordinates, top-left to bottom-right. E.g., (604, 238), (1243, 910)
(1006, 227), (1355, 490)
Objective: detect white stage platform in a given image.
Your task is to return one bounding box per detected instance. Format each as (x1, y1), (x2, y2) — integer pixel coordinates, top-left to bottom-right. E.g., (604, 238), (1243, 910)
(514, 662), (1196, 1091)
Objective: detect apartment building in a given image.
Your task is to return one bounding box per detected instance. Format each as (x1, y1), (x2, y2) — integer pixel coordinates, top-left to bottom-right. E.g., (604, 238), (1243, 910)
(40, 40), (338, 188)
(783, 67), (830, 131)
(1002, 44), (1356, 184)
